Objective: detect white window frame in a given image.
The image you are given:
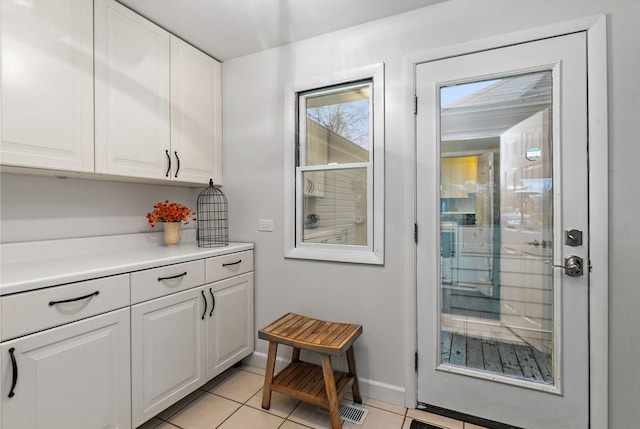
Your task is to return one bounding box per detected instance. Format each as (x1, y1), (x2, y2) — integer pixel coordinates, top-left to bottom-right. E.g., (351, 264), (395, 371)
(284, 63), (384, 264)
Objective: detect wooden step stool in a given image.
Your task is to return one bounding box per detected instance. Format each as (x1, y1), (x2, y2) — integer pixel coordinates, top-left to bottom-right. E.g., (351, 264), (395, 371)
(258, 313), (363, 429)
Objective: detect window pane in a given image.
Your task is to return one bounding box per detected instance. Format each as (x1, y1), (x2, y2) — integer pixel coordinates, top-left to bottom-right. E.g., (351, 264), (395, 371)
(302, 168), (367, 246)
(305, 85), (370, 165)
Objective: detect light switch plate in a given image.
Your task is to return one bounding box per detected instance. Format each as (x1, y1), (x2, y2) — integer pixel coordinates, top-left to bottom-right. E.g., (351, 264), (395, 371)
(259, 219), (274, 232)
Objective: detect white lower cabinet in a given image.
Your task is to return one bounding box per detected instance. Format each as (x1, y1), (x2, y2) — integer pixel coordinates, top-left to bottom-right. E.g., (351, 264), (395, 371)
(131, 253), (254, 427)
(131, 287), (207, 427)
(0, 308), (131, 429)
(206, 273), (254, 379)
(131, 273), (254, 427)
(0, 248), (254, 429)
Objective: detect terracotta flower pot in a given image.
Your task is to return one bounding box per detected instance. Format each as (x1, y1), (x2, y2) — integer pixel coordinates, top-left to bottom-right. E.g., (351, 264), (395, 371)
(163, 222), (181, 247)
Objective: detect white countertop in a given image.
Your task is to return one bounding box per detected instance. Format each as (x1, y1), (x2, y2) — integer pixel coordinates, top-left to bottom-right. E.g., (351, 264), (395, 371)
(0, 232), (253, 295)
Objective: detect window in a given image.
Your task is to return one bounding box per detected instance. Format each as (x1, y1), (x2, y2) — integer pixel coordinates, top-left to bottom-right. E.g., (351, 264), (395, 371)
(284, 64), (384, 264)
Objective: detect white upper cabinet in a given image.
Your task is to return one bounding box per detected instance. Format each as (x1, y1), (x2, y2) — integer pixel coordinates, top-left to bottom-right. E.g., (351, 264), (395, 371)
(170, 37), (222, 185)
(0, 0), (94, 172)
(2, 0), (221, 185)
(94, 0), (171, 180)
(94, 0), (221, 185)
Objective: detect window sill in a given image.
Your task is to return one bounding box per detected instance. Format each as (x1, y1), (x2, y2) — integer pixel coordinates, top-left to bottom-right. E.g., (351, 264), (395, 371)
(285, 247), (383, 265)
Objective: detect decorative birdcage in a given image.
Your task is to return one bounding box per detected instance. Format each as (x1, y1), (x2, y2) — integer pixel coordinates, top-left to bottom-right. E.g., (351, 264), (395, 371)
(197, 179), (229, 247)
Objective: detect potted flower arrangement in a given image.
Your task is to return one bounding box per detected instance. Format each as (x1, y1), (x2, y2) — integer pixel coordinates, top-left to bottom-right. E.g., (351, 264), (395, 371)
(146, 200), (196, 246)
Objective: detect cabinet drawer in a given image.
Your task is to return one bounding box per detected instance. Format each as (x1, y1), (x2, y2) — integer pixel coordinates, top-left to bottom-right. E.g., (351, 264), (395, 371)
(206, 250), (253, 283)
(131, 260), (205, 304)
(1, 274), (130, 341)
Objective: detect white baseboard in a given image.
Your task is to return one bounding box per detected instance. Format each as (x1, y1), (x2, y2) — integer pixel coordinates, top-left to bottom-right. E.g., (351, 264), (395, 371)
(244, 351), (406, 407)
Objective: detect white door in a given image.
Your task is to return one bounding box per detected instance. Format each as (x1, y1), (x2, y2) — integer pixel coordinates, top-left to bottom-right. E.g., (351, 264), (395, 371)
(1, 309), (131, 429)
(416, 32), (589, 428)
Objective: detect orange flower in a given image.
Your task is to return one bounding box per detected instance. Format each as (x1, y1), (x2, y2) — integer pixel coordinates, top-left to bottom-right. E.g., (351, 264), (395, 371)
(146, 200), (196, 227)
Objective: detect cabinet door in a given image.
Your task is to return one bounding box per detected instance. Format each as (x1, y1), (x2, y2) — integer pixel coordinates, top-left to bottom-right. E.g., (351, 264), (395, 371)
(0, 0), (94, 172)
(170, 37), (222, 185)
(0, 309), (131, 429)
(94, 0), (171, 180)
(205, 273), (254, 379)
(131, 287), (206, 427)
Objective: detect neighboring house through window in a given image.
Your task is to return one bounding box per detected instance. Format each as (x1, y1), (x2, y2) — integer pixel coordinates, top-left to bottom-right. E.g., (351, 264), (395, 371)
(284, 64), (384, 264)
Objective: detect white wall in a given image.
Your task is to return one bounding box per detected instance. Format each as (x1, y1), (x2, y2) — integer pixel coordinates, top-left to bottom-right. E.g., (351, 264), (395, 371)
(0, 173), (201, 242)
(221, 0), (639, 426)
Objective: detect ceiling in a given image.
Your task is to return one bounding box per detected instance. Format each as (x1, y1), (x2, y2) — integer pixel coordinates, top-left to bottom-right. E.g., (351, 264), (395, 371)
(117, 0), (446, 61)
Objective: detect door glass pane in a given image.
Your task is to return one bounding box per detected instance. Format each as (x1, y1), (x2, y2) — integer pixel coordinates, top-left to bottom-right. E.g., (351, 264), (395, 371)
(439, 71), (554, 385)
(302, 168), (367, 246)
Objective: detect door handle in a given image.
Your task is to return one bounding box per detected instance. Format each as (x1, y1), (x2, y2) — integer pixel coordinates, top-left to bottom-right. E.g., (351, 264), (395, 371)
(547, 256), (584, 277)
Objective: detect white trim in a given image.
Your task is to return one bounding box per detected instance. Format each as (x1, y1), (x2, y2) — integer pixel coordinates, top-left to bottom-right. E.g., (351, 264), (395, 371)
(586, 16), (609, 429)
(403, 14), (608, 427)
(283, 63), (385, 265)
(404, 14), (605, 66)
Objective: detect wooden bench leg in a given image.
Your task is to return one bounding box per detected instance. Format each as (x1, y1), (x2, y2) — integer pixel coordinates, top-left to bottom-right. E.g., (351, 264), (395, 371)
(321, 355), (342, 429)
(262, 341), (278, 410)
(346, 346), (362, 404)
(291, 346), (301, 362)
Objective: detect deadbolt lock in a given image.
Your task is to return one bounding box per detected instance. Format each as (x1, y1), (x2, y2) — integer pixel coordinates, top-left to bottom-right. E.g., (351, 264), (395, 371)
(565, 229), (583, 246)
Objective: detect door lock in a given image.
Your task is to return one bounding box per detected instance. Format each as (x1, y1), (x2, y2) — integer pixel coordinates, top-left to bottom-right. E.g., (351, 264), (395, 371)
(565, 229), (583, 246)
(548, 256), (584, 277)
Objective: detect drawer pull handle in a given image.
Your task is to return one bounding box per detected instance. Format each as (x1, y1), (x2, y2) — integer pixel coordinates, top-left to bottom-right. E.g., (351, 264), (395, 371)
(201, 290), (207, 320)
(49, 290), (99, 306)
(8, 347), (17, 398)
(157, 272), (187, 282)
(209, 288), (215, 317)
(165, 149), (171, 177)
(222, 260), (242, 267)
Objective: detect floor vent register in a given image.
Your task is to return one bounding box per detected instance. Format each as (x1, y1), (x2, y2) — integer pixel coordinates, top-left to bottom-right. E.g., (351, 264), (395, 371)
(317, 403), (369, 425)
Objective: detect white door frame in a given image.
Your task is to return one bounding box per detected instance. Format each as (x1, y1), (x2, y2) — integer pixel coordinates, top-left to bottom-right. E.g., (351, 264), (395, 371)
(403, 15), (608, 427)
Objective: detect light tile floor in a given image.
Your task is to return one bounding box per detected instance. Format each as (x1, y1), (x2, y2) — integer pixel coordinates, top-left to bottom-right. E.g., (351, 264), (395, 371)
(136, 364), (488, 429)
